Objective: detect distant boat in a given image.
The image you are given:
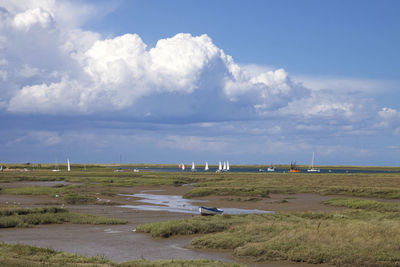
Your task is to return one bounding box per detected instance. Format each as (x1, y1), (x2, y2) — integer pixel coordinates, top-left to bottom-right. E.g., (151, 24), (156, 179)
(226, 161), (230, 171)
(67, 158), (70, 172)
(216, 161), (223, 173)
(289, 161), (300, 173)
(307, 152), (320, 173)
(191, 162), (196, 172)
(199, 206), (224, 216)
(0, 165), (3, 172)
(179, 163), (185, 171)
(223, 161), (227, 171)
(204, 162), (209, 171)
(267, 164), (276, 172)
(52, 158), (60, 172)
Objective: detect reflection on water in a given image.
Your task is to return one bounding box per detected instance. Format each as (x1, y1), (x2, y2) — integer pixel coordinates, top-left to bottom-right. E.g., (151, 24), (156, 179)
(119, 193), (272, 215)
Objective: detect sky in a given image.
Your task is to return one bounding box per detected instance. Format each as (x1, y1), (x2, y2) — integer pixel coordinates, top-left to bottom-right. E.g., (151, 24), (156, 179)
(0, 0), (400, 166)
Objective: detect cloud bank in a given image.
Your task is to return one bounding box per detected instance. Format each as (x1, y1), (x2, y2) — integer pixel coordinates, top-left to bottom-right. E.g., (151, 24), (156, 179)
(0, 0), (399, 165)
(2, 0), (380, 122)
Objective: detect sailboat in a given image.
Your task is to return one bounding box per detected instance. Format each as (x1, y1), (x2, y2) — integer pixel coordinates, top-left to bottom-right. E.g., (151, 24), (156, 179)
(52, 158), (60, 172)
(226, 161), (230, 171)
(180, 163), (185, 171)
(204, 162), (209, 171)
(67, 158), (70, 172)
(216, 161), (223, 173)
(223, 161), (227, 171)
(191, 162), (196, 172)
(307, 152), (320, 173)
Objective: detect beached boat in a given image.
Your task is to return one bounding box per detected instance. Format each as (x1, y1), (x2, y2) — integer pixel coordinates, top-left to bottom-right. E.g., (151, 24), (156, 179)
(199, 206), (224, 216)
(307, 152), (320, 172)
(52, 158), (60, 172)
(289, 161), (300, 173)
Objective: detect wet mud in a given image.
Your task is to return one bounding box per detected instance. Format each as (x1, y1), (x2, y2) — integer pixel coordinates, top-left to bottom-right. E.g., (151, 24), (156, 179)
(0, 182), (338, 266)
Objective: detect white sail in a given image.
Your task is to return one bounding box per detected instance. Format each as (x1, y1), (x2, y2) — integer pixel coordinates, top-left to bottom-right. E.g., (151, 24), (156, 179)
(307, 152), (320, 172)
(218, 161), (222, 171)
(311, 152), (315, 168)
(223, 161), (227, 171)
(67, 158), (70, 172)
(191, 161), (196, 171)
(182, 163), (185, 170)
(205, 162), (209, 171)
(226, 161), (230, 171)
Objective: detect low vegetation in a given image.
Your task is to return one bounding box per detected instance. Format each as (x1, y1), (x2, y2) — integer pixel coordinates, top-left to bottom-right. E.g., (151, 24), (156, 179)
(324, 197), (400, 212)
(137, 211), (400, 266)
(0, 206), (127, 228)
(0, 243), (242, 267)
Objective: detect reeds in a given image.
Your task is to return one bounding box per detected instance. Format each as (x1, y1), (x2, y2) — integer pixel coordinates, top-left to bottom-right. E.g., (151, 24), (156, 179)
(0, 206), (127, 228)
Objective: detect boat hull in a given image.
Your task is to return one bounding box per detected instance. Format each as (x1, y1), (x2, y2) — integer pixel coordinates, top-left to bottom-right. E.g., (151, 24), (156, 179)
(199, 206), (223, 216)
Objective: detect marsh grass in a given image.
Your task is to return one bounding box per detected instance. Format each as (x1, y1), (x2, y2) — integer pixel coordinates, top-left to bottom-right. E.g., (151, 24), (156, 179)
(0, 243), (111, 267)
(0, 206), (127, 228)
(0, 243), (242, 267)
(324, 198), (400, 212)
(2, 168), (400, 200)
(138, 211), (400, 266)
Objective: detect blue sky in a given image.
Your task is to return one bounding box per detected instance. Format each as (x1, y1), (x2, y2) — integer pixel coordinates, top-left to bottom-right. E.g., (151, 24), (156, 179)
(0, 0), (399, 166)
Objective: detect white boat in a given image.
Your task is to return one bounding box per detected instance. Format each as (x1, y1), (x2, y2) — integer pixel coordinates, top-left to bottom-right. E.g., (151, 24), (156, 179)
(191, 162), (196, 172)
(204, 162), (209, 171)
(0, 165), (3, 172)
(267, 164), (276, 172)
(223, 161), (227, 171)
(199, 206), (224, 216)
(67, 158), (70, 172)
(216, 161), (223, 172)
(307, 152), (320, 173)
(226, 161), (230, 171)
(179, 163), (185, 171)
(52, 158), (60, 172)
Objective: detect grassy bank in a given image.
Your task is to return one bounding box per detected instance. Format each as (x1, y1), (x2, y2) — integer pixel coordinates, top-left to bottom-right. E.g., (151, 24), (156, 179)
(184, 172), (400, 199)
(0, 206), (127, 228)
(2, 171), (400, 205)
(324, 197), (400, 212)
(0, 243), (242, 267)
(137, 211), (400, 266)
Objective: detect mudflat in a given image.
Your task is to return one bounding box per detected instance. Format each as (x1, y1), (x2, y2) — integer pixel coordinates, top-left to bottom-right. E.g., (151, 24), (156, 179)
(0, 182), (339, 266)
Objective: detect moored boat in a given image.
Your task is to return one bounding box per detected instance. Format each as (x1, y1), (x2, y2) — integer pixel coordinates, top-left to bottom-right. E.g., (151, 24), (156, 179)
(289, 161), (301, 173)
(199, 206), (224, 216)
(307, 152), (320, 173)
(267, 164), (276, 172)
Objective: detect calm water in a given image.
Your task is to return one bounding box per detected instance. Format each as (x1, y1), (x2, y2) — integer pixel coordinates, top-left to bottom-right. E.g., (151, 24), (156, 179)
(114, 167), (399, 174)
(119, 192), (271, 215)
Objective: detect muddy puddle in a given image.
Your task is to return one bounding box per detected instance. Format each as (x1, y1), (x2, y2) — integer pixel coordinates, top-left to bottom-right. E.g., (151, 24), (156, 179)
(119, 192), (273, 215)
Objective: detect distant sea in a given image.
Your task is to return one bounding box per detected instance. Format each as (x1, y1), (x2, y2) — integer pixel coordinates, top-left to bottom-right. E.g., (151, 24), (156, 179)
(113, 167), (399, 174)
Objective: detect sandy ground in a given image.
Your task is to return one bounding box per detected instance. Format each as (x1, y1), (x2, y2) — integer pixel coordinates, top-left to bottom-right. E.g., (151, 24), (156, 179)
(0, 182), (339, 267)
